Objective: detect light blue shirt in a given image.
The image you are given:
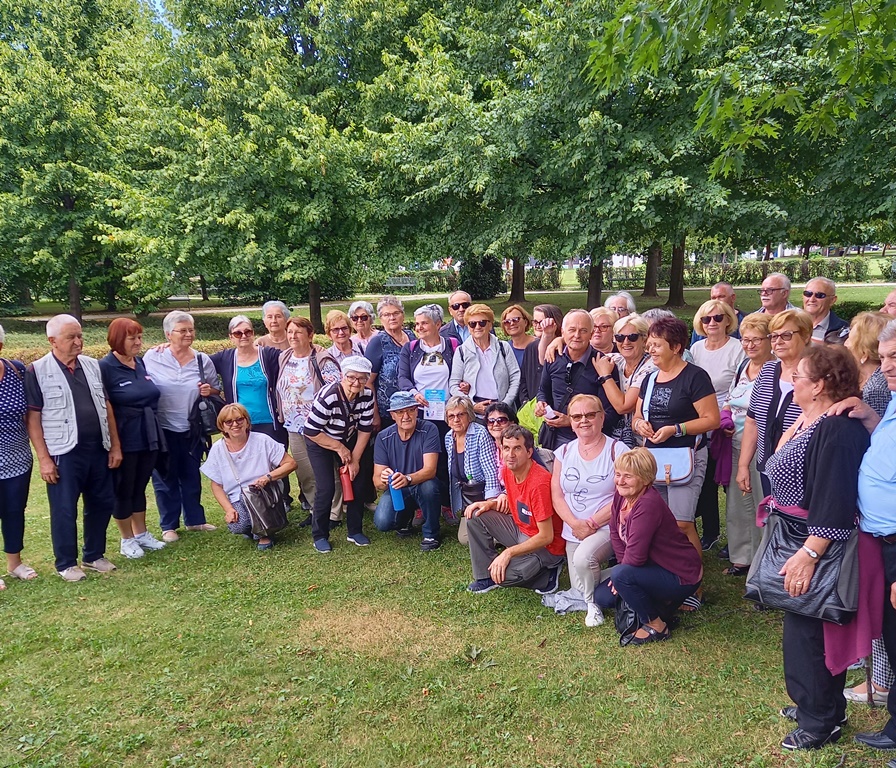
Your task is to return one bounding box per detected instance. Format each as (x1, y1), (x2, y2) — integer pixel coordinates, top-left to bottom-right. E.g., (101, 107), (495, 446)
(456, 323), (470, 342)
(858, 392), (896, 536)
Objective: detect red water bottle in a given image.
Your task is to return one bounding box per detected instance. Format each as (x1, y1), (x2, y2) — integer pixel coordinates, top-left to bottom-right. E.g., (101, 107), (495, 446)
(339, 466), (355, 502)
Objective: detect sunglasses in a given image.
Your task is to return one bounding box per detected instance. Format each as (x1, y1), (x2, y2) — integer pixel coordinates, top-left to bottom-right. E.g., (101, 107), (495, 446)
(223, 417), (246, 427)
(768, 331), (796, 342)
(614, 333), (642, 343)
(699, 314), (725, 325)
(451, 302), (471, 311)
(231, 329), (254, 338)
(569, 411), (602, 423)
(487, 416), (509, 426)
(802, 290), (829, 299)
(468, 319), (489, 329)
(503, 317), (523, 325)
(351, 314), (370, 323)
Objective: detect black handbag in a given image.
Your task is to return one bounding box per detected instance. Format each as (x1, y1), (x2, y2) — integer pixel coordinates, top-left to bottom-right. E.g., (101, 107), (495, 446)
(224, 450), (288, 538)
(614, 596), (642, 646)
(743, 509), (859, 624)
(459, 479), (486, 508)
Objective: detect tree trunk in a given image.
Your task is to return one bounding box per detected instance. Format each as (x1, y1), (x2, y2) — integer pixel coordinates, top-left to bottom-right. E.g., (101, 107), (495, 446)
(103, 256), (117, 312)
(586, 247), (604, 309)
(509, 256), (526, 303)
(665, 235), (686, 307)
(15, 278), (31, 307)
(308, 278), (323, 333)
(642, 241), (661, 297)
(199, 274), (210, 302)
(68, 272), (82, 321)
(764, 242), (773, 261)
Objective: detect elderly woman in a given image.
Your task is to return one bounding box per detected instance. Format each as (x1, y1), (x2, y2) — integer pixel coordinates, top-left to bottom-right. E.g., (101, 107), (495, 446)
(589, 308), (618, 355)
(302, 357), (376, 553)
(763, 345), (870, 750)
(275, 316), (341, 524)
(737, 309), (813, 500)
(365, 296), (415, 429)
(99, 318), (166, 558)
(325, 309), (362, 364)
(605, 291), (636, 319)
(144, 311), (221, 542)
(689, 299), (746, 550)
(449, 304), (520, 418)
(0, 324), (35, 586)
(256, 300), (291, 350)
(551, 394), (629, 627)
(633, 317), (720, 584)
(349, 300), (379, 354)
(200, 404), (296, 551)
(594, 313), (655, 446)
(500, 305), (536, 369)
(719, 314), (773, 575)
(593, 448), (703, 644)
(519, 304), (563, 405)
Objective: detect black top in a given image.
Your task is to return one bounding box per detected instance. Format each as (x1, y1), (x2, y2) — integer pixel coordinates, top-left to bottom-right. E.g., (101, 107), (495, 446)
(518, 338), (542, 405)
(642, 363), (715, 449)
(99, 352), (162, 453)
(26, 356), (104, 446)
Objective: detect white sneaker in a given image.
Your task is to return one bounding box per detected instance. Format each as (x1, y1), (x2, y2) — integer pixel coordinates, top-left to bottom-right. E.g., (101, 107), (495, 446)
(82, 558), (117, 573)
(120, 538), (145, 559)
(585, 604), (605, 627)
(134, 531), (166, 551)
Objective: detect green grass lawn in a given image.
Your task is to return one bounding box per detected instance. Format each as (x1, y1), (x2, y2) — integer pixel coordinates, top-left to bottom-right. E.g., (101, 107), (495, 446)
(2, 469), (890, 767)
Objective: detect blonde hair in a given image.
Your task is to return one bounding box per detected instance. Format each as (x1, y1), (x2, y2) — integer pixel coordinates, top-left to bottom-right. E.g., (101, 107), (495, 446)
(568, 393), (605, 415)
(590, 307), (618, 326)
(738, 313), (770, 339)
(693, 300), (738, 336)
(613, 313), (649, 336)
(325, 309), (352, 334)
(464, 304), (494, 324)
(501, 304), (533, 332)
(217, 403), (252, 436)
(614, 447), (657, 487)
(768, 309), (813, 343)
(849, 311), (889, 364)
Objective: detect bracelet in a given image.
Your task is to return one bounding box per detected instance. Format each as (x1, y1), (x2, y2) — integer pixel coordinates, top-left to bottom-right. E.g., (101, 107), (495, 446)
(681, 423), (687, 436)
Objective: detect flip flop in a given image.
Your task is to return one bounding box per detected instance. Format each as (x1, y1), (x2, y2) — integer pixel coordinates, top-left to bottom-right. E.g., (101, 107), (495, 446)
(0, 578), (5, 590)
(9, 564), (37, 580)
(679, 594), (704, 612)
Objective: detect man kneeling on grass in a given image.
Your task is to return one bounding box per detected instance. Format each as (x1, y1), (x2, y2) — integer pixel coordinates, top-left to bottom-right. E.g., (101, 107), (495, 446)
(464, 424), (565, 594)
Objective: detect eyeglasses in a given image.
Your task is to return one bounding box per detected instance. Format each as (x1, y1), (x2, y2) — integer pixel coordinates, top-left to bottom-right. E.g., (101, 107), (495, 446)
(344, 374), (368, 385)
(351, 314), (370, 323)
(503, 317), (523, 325)
(446, 412), (468, 421)
(803, 290), (829, 299)
(380, 311), (403, 320)
(593, 324), (613, 332)
(171, 328), (195, 336)
(569, 411), (602, 423)
(741, 336), (766, 347)
(758, 287), (787, 296)
(330, 326), (350, 335)
(223, 417), (246, 427)
(768, 331), (796, 342)
(791, 372), (812, 381)
(487, 416), (509, 426)
(614, 333), (642, 343)
(450, 302), (471, 311)
(230, 329), (254, 338)
(699, 314), (725, 325)
(468, 319), (489, 329)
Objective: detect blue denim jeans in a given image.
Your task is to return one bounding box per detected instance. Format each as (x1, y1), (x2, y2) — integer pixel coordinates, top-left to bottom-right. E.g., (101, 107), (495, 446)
(594, 563), (700, 623)
(151, 430), (206, 532)
(373, 478), (441, 539)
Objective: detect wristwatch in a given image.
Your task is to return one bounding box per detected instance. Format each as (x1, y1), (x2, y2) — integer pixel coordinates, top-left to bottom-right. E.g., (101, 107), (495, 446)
(405, 474), (413, 487)
(674, 424), (683, 438)
(597, 374), (612, 385)
(266, 473), (273, 482)
(801, 544), (819, 559)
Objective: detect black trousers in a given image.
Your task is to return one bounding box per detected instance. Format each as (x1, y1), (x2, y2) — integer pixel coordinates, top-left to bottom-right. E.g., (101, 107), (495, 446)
(879, 540), (896, 739)
(783, 610), (847, 734)
(695, 453), (719, 542)
(304, 438), (364, 541)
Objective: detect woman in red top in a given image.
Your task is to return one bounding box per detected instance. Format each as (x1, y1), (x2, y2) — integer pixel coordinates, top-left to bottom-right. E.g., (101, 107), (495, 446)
(595, 448), (703, 645)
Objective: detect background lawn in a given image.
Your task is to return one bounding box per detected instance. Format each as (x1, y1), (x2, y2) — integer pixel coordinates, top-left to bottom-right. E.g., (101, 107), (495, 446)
(1, 469), (889, 767)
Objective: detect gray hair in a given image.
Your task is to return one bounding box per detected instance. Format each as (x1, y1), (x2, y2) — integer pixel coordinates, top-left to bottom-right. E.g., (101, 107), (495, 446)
(641, 308), (676, 323)
(46, 314), (81, 338)
(162, 310), (195, 334)
(414, 304), (444, 324)
(349, 300), (374, 318)
(712, 281), (735, 295)
(806, 276), (836, 294)
(562, 308), (594, 331)
(377, 295), (404, 315)
(0, 323), (5, 345)
(605, 291), (636, 313)
(445, 395), (476, 421)
(880, 319), (896, 345)
(262, 300), (290, 319)
(765, 272), (791, 291)
(228, 315), (253, 334)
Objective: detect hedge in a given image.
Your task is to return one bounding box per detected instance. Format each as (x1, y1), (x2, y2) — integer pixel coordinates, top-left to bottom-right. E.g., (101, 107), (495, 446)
(506, 268), (562, 291)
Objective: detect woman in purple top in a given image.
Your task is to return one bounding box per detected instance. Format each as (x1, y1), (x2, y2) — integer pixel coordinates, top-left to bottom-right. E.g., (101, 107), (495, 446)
(594, 448), (703, 645)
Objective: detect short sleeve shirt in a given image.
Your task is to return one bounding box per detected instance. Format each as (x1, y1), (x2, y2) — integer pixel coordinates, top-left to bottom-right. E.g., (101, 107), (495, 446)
(643, 363), (715, 449)
(201, 432), (286, 502)
(373, 419), (442, 475)
(99, 352), (162, 453)
(502, 462), (565, 556)
(0, 360), (32, 479)
(26, 355), (105, 446)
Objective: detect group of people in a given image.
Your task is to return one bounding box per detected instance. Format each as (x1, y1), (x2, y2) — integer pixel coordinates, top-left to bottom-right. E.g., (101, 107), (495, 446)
(6, 278), (896, 757)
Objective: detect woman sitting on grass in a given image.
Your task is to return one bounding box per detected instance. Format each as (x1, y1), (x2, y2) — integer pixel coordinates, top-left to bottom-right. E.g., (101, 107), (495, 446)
(200, 404), (296, 551)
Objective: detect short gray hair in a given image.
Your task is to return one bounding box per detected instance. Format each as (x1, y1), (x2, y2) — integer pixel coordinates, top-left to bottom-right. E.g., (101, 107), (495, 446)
(46, 314), (81, 338)
(262, 300), (290, 319)
(377, 295), (404, 315)
(806, 276), (836, 294)
(880, 319), (896, 345)
(605, 291), (636, 313)
(641, 308), (676, 323)
(414, 304), (444, 324)
(228, 315), (253, 334)
(445, 395), (476, 421)
(712, 281), (735, 295)
(349, 300), (374, 318)
(765, 272), (791, 291)
(562, 308), (593, 331)
(162, 310), (194, 334)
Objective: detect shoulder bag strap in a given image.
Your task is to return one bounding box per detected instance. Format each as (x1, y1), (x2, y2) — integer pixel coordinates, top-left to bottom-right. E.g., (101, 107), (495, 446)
(641, 370), (659, 423)
(223, 445), (241, 485)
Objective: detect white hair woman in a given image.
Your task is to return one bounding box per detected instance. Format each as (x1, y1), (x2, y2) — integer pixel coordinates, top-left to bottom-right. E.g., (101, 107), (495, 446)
(604, 291), (636, 318)
(365, 296), (414, 429)
(256, 301), (291, 350)
(349, 300), (378, 354)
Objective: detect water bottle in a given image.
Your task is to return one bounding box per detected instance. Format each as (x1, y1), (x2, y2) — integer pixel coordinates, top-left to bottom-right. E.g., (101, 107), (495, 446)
(339, 466), (355, 502)
(389, 473), (405, 512)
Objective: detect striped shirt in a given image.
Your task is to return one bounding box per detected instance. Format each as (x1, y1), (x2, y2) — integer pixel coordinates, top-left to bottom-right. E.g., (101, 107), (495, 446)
(303, 381), (375, 443)
(746, 359), (801, 470)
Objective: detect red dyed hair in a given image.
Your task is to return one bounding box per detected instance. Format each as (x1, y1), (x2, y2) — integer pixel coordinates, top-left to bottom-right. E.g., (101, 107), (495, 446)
(107, 318), (144, 354)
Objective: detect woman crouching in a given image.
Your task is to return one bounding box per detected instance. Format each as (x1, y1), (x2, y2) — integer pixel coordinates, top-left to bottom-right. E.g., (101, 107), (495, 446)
(201, 404), (296, 550)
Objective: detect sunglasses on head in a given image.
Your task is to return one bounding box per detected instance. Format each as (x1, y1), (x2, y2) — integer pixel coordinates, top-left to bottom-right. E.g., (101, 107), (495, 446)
(802, 290), (829, 299)
(468, 319), (489, 329)
(351, 314), (370, 322)
(614, 332), (642, 343)
(699, 314), (725, 325)
(231, 329), (254, 338)
(450, 302), (471, 311)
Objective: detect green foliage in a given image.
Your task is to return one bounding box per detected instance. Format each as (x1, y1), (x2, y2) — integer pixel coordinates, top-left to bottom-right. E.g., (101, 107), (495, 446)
(509, 268), (561, 291)
(459, 254), (505, 300)
(833, 300), (881, 324)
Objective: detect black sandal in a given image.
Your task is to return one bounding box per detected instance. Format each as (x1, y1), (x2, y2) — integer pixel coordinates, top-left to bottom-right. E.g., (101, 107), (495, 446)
(723, 565), (750, 576)
(628, 624), (671, 646)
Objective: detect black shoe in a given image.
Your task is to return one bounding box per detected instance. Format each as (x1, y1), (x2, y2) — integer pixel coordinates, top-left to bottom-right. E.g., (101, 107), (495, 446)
(701, 535), (720, 551)
(298, 513), (313, 528)
(854, 731), (896, 751)
(782, 726), (841, 750)
(420, 537), (441, 552)
(627, 624), (671, 646)
(780, 706), (847, 725)
(396, 525), (415, 538)
(534, 564), (563, 595)
(329, 519), (344, 529)
(717, 544), (729, 560)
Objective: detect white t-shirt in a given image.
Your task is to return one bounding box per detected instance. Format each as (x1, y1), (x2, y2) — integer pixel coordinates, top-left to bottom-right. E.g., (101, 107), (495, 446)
(554, 437), (629, 542)
(413, 339), (451, 394)
(689, 337), (746, 408)
(201, 432), (286, 503)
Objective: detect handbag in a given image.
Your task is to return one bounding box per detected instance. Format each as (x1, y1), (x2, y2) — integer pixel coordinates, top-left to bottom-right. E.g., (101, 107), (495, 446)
(743, 508), (859, 624)
(459, 479), (486, 508)
(640, 372), (696, 486)
(614, 596), (643, 646)
(224, 449), (288, 538)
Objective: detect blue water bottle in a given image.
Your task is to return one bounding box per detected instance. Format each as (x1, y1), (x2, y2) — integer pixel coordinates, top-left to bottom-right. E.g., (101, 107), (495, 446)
(389, 473), (405, 512)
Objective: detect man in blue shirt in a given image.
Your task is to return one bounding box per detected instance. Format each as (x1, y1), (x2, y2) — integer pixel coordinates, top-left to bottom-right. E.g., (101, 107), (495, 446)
(372, 391), (443, 551)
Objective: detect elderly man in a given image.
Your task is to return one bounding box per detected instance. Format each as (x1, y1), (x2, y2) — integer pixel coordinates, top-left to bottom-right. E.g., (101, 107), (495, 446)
(882, 289), (896, 318)
(691, 282), (745, 344)
(464, 424), (565, 594)
(440, 290), (473, 344)
(25, 315), (122, 581)
(802, 277), (848, 342)
(255, 300), (290, 350)
(372, 391), (443, 551)
(535, 309), (621, 448)
(754, 272), (795, 316)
